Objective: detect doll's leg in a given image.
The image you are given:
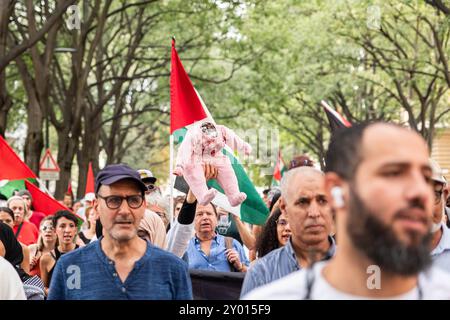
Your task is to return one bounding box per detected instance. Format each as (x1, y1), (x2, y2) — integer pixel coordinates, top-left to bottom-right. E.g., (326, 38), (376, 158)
(215, 162), (247, 207)
(183, 163), (217, 206)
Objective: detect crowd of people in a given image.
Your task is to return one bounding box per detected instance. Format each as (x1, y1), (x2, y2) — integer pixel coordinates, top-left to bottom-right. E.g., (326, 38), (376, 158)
(1, 121), (450, 300)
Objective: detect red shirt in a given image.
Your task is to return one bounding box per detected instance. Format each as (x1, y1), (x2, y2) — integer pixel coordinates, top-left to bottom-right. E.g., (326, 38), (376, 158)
(29, 210), (46, 230)
(13, 221), (39, 245)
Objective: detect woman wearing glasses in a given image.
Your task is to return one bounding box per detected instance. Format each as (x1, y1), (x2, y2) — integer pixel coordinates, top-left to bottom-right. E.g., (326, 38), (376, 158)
(28, 216), (56, 277)
(40, 210), (79, 295)
(255, 208), (291, 259)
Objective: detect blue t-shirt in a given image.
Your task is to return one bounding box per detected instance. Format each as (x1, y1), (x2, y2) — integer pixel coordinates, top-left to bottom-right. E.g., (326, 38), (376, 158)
(47, 238), (192, 300)
(186, 234), (249, 272)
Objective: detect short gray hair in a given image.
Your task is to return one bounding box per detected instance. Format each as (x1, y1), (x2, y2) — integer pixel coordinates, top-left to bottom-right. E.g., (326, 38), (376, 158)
(280, 167), (324, 200)
(7, 195), (29, 215)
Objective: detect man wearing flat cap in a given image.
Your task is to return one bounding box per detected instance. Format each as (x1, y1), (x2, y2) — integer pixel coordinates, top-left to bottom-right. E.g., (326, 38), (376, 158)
(48, 164), (192, 300)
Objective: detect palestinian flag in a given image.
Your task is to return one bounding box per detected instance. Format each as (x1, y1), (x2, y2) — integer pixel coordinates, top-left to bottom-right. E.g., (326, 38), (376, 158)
(0, 135), (37, 198)
(321, 100), (352, 132)
(271, 151), (286, 186)
(0, 135), (82, 225)
(170, 38), (268, 225)
(25, 181), (83, 227)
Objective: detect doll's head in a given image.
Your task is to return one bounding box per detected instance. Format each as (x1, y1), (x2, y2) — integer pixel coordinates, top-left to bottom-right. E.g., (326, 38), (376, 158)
(200, 121), (218, 140)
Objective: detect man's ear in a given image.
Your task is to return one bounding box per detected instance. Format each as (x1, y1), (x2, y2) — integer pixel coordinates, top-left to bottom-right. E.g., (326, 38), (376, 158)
(92, 198), (100, 220)
(324, 172), (347, 210)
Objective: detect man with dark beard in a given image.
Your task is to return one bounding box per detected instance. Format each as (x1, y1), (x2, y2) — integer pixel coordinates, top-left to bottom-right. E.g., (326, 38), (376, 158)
(244, 122), (450, 299)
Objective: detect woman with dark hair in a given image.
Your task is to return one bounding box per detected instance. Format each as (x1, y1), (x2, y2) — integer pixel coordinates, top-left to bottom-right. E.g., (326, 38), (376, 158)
(255, 208), (291, 259)
(40, 210), (79, 295)
(0, 207), (31, 274)
(0, 221), (45, 300)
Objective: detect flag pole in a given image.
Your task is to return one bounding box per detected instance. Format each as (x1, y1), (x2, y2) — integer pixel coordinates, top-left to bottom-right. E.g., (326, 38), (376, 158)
(169, 134), (174, 224)
(169, 36), (176, 224)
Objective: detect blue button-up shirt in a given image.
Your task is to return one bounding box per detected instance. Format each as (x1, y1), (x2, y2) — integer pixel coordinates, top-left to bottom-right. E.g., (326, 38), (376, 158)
(432, 225), (450, 274)
(48, 237), (192, 300)
(186, 234), (249, 272)
(240, 236), (336, 298)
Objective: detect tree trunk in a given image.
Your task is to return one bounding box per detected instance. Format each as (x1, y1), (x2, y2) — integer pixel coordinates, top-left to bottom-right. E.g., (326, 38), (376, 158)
(24, 97), (43, 174)
(54, 125), (78, 199)
(76, 110), (101, 197)
(0, 0), (14, 136)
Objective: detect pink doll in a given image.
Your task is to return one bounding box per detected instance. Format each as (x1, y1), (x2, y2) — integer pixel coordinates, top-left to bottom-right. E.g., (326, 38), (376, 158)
(174, 121), (252, 206)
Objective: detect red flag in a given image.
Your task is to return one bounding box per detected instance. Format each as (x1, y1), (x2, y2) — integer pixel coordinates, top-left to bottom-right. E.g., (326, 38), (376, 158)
(271, 151), (286, 186)
(67, 179), (73, 196)
(25, 180), (83, 226)
(0, 135), (37, 180)
(25, 180), (70, 216)
(321, 100), (352, 132)
(170, 38), (207, 134)
(85, 162), (95, 195)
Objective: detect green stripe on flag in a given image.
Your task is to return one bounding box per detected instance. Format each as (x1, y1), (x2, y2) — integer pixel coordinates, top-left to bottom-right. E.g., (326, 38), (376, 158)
(207, 148), (269, 225)
(0, 179), (36, 198)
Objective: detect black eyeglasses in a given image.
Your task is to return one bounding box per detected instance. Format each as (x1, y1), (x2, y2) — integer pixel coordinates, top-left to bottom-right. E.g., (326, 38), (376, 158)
(145, 184), (155, 193)
(434, 190), (443, 205)
(97, 194), (144, 209)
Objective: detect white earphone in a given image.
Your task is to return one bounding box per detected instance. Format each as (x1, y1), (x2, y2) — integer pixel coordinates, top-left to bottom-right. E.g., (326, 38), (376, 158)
(331, 186), (344, 208)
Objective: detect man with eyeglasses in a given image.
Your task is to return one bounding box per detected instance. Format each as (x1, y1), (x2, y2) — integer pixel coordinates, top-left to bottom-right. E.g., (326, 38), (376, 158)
(48, 164), (192, 300)
(241, 166), (336, 298)
(429, 160), (450, 273)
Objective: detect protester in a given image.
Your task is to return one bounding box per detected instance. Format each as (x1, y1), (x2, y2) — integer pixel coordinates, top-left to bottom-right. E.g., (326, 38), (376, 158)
(18, 190), (46, 230)
(138, 209), (168, 248)
(0, 256), (26, 300)
(244, 122), (450, 299)
(0, 221), (25, 276)
(173, 195), (186, 220)
(0, 222), (45, 300)
(186, 201), (249, 272)
(63, 192), (74, 209)
(78, 207), (97, 245)
(0, 207), (31, 274)
(255, 208), (291, 258)
(149, 200), (171, 231)
(48, 164), (192, 299)
(241, 167), (335, 297)
(166, 164), (216, 259)
(40, 210), (79, 295)
(138, 168), (171, 231)
(7, 196), (38, 245)
(28, 216), (57, 277)
(429, 160), (450, 272)
(72, 199), (82, 214)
